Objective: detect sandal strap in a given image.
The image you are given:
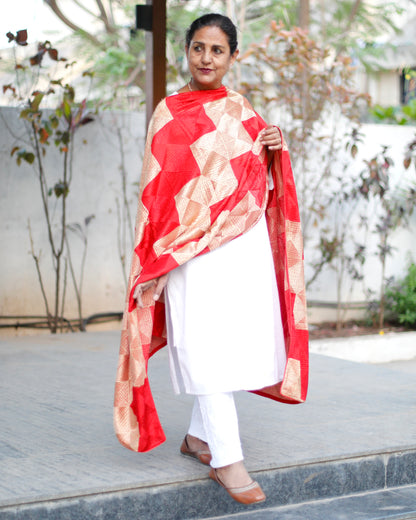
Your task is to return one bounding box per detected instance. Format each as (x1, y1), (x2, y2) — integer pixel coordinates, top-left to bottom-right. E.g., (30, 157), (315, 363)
(228, 481), (258, 494)
(212, 468), (257, 493)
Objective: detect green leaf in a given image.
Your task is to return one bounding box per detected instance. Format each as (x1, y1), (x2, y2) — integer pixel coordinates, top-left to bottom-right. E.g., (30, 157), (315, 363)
(49, 115), (59, 129)
(22, 152), (35, 164)
(31, 92), (44, 112)
(64, 85), (75, 103)
(15, 149), (35, 165)
(85, 214), (95, 226)
(396, 116), (408, 125)
(43, 121), (52, 135)
(61, 131), (70, 145)
(62, 99), (72, 123)
(402, 102), (416, 120)
(53, 181), (69, 198)
(19, 109), (31, 120)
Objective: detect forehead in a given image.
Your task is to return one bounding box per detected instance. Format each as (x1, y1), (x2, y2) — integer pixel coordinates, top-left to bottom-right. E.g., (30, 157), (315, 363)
(190, 25), (229, 46)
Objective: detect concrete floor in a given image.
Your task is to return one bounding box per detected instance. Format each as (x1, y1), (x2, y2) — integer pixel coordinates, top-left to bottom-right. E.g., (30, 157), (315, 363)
(1, 330), (415, 510)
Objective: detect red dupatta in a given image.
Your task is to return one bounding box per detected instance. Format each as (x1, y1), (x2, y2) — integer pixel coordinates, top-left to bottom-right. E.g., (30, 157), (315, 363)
(114, 86), (309, 453)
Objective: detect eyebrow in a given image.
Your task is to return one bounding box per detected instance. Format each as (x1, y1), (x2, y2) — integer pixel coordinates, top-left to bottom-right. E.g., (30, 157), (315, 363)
(191, 40), (226, 49)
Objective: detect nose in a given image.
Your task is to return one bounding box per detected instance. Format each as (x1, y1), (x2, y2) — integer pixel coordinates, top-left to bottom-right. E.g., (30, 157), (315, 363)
(201, 49), (212, 64)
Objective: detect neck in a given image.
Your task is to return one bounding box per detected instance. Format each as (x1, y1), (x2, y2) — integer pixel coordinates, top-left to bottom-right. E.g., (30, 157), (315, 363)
(188, 78), (224, 92)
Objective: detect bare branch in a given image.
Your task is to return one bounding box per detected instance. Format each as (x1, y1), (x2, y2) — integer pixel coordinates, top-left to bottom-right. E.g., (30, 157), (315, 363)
(60, 258), (68, 332)
(28, 220), (53, 330)
(44, 0), (104, 48)
(343, 0), (363, 36)
(107, 0), (116, 27)
(123, 64), (145, 89)
(334, 0), (363, 57)
(31, 121), (57, 258)
(95, 0), (117, 34)
(70, 0), (100, 20)
(65, 234), (85, 330)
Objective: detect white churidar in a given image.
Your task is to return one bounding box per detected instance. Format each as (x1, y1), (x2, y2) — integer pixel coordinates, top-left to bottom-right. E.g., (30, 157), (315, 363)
(188, 393), (243, 468)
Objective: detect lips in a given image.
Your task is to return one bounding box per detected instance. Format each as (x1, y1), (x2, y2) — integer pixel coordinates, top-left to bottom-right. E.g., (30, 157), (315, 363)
(199, 68), (213, 74)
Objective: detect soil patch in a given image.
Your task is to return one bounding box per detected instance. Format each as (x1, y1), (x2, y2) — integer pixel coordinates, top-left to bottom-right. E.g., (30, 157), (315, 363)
(309, 321), (409, 340)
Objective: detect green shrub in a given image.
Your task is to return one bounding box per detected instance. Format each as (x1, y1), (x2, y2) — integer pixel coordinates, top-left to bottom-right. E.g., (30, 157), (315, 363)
(385, 263), (416, 327)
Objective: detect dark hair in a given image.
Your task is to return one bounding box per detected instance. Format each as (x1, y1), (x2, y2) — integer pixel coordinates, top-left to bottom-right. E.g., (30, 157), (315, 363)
(185, 13), (238, 54)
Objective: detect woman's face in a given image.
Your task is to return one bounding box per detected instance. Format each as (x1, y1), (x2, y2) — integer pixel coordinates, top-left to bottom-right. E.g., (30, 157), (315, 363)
(186, 25), (238, 90)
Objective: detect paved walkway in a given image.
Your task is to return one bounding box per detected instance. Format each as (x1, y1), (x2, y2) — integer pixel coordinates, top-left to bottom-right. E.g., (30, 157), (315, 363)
(1, 330), (416, 511)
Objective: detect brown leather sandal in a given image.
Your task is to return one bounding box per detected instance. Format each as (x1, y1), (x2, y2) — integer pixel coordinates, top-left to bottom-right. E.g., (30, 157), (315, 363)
(209, 468), (266, 504)
(180, 434), (212, 466)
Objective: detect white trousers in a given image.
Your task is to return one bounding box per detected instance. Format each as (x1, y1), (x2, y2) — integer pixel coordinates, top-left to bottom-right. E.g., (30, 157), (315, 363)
(187, 392), (243, 468)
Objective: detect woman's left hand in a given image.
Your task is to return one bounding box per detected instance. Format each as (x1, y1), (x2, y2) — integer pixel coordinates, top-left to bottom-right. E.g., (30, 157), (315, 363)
(259, 125), (282, 151)
(133, 273), (169, 308)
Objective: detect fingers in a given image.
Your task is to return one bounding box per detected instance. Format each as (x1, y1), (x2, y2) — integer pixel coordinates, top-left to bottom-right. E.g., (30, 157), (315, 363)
(133, 285), (144, 307)
(133, 284), (146, 308)
(133, 279), (155, 308)
(153, 273), (169, 301)
(133, 274), (169, 308)
(259, 126), (282, 150)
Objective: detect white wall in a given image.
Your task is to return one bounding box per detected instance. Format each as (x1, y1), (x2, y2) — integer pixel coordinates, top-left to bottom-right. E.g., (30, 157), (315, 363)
(370, 71), (401, 106)
(0, 107), (145, 324)
(1, 108), (415, 328)
(353, 68), (401, 107)
(305, 123), (416, 322)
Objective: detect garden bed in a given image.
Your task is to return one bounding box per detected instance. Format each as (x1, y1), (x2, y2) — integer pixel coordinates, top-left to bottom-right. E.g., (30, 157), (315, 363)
(309, 321), (409, 340)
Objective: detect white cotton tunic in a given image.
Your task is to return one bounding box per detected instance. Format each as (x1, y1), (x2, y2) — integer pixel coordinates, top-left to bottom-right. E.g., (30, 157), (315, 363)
(165, 213), (287, 395)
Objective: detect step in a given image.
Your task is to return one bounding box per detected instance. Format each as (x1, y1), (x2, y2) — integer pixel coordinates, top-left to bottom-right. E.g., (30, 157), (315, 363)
(204, 485), (416, 520)
(2, 333), (416, 520)
(1, 448), (416, 520)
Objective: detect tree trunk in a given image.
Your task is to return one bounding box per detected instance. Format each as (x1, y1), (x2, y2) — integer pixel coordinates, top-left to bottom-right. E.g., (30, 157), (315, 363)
(299, 0), (310, 30)
(379, 232), (388, 331)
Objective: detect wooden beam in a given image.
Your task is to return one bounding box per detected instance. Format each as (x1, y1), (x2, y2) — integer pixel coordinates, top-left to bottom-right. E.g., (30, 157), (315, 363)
(298, 0), (310, 30)
(144, 0), (166, 128)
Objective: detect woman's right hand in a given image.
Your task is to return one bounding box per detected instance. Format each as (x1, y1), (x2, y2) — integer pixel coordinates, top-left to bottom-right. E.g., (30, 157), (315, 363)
(133, 274), (169, 308)
(259, 125), (282, 151)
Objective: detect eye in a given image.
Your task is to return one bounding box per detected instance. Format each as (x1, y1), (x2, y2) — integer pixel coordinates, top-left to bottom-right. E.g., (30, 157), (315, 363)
(213, 48), (223, 54)
(193, 45), (202, 52)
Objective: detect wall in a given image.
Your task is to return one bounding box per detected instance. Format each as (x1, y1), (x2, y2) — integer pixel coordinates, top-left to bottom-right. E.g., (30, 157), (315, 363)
(367, 71), (401, 106)
(353, 68), (401, 107)
(0, 107), (145, 328)
(1, 108), (415, 329)
(305, 123), (416, 323)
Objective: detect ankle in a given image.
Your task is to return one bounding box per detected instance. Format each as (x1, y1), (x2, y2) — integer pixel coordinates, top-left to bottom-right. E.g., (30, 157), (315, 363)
(186, 434), (208, 449)
(215, 461), (251, 487)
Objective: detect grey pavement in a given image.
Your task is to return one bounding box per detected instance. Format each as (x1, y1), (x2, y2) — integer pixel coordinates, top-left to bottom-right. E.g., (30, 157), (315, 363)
(1, 330), (416, 518)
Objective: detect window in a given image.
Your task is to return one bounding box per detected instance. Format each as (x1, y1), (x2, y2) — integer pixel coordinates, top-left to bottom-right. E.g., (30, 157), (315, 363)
(400, 67), (416, 104)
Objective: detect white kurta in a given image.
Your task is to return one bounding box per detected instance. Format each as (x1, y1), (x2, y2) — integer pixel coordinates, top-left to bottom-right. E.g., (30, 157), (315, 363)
(165, 214), (287, 395)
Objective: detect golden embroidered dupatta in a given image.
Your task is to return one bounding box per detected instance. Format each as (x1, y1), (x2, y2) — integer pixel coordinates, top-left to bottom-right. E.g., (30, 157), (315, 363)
(114, 86), (309, 453)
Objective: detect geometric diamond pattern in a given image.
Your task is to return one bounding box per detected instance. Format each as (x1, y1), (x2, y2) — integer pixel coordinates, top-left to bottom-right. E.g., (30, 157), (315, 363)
(114, 87), (309, 453)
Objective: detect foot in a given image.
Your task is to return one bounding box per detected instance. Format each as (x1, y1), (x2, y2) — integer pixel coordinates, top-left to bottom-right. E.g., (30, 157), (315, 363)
(214, 461), (253, 489)
(209, 463), (266, 504)
(185, 434), (209, 454)
(180, 434), (212, 465)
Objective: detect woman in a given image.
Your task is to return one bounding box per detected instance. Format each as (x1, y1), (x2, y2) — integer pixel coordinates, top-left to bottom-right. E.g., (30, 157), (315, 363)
(114, 13), (309, 505)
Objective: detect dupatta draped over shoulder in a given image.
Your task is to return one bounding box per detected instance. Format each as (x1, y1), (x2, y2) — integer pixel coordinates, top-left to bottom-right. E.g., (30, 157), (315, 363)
(114, 86), (309, 453)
